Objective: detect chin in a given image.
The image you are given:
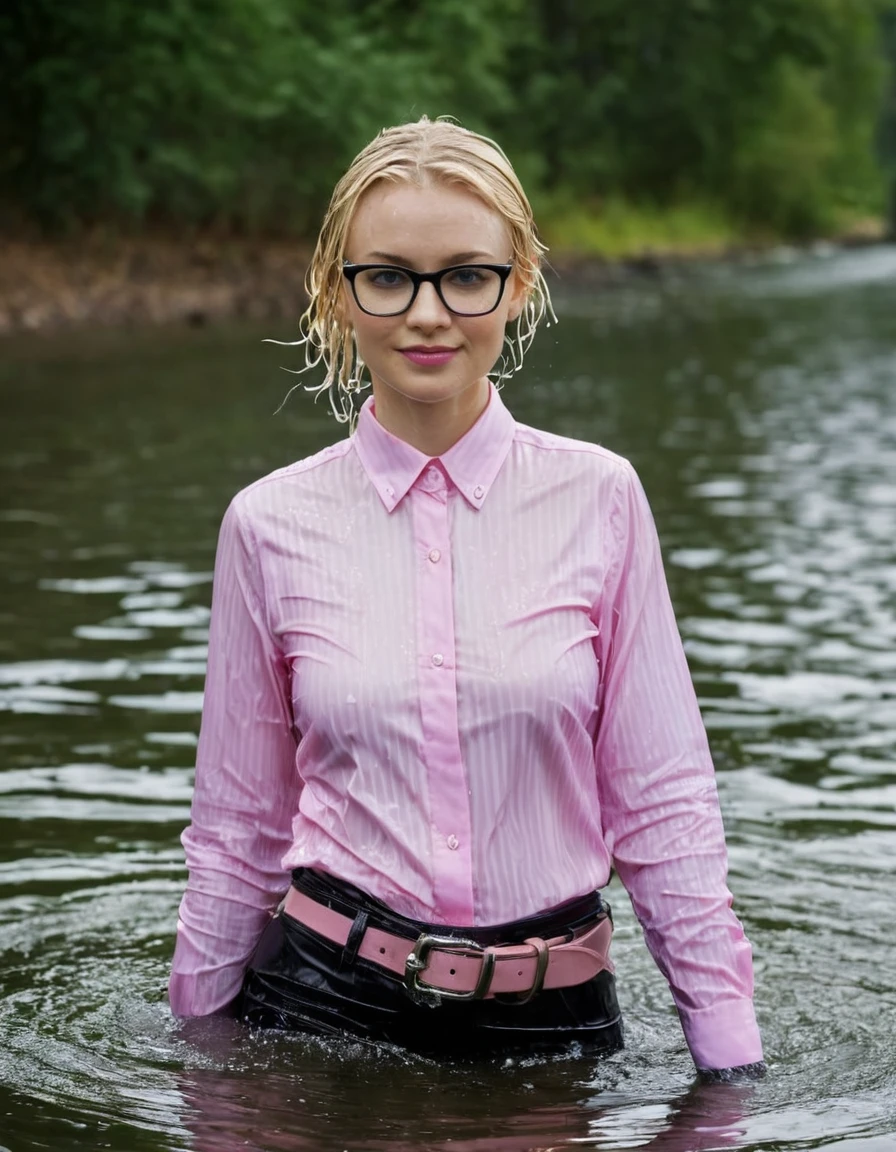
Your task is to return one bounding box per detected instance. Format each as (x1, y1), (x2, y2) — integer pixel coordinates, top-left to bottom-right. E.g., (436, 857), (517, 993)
(380, 371), (486, 407)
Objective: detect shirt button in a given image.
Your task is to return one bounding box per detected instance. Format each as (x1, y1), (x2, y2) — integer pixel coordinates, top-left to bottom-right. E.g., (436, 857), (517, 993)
(447, 835), (459, 850)
(428, 548), (441, 563)
(385, 485), (394, 497)
(473, 485), (485, 499)
(431, 653), (444, 667)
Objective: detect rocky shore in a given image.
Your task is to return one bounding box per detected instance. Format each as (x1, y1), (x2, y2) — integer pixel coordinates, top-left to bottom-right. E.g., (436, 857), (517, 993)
(0, 233), (314, 337)
(1, 223), (889, 338)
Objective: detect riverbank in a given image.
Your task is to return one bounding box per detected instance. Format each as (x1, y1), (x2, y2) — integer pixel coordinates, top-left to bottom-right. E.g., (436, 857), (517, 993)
(0, 216), (888, 337)
(0, 233), (315, 337)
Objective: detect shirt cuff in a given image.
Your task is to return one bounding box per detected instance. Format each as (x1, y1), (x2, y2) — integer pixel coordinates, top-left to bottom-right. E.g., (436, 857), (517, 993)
(169, 932), (247, 1017)
(677, 998), (764, 1071)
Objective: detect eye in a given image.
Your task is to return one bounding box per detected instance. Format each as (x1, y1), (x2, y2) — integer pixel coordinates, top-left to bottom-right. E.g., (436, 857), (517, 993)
(446, 266), (488, 288)
(365, 267), (411, 289)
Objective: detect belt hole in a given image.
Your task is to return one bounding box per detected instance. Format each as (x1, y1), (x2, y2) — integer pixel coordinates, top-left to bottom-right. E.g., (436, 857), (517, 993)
(449, 968), (456, 975)
(379, 947), (386, 954)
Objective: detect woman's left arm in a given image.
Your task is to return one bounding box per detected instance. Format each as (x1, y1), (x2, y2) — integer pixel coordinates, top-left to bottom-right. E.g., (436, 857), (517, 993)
(594, 462), (764, 1074)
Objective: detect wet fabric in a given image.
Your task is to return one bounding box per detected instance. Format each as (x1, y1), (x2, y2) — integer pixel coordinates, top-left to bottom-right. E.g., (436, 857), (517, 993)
(239, 869), (623, 1058)
(170, 382), (762, 1070)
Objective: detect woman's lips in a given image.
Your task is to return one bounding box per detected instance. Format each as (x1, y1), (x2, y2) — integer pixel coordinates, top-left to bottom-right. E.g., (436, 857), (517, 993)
(400, 347), (459, 367)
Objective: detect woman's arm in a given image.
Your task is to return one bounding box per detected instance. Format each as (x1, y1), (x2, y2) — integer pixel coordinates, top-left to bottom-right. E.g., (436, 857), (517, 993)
(169, 495), (300, 1017)
(594, 462), (763, 1073)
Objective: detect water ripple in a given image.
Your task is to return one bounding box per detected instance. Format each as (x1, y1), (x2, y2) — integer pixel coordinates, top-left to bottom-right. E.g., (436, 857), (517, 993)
(2, 251), (896, 1149)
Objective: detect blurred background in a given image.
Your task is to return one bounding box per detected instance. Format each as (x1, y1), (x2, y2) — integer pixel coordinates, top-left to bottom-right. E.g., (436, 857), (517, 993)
(0, 0), (895, 329)
(2, 5), (896, 1152)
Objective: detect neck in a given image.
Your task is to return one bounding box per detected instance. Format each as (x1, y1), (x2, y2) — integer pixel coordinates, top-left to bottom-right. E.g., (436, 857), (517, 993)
(370, 378), (490, 457)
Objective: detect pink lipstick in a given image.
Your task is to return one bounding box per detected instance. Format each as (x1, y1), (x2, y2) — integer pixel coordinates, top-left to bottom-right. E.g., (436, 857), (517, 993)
(400, 346), (459, 367)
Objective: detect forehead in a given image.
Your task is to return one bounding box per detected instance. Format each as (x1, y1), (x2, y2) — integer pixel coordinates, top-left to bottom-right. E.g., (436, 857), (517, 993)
(346, 181), (511, 266)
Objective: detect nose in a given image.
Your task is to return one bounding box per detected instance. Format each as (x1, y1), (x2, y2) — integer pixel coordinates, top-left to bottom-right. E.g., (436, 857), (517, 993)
(406, 281), (452, 331)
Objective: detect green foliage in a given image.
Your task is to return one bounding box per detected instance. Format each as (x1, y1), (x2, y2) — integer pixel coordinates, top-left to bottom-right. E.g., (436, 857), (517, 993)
(0, 0), (523, 231)
(0, 0), (892, 241)
(880, 6), (896, 230)
(499, 0), (892, 237)
(729, 59), (840, 235)
(536, 196), (738, 260)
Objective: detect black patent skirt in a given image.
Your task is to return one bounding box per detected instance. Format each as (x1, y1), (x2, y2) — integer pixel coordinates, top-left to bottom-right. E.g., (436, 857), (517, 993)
(239, 868), (623, 1059)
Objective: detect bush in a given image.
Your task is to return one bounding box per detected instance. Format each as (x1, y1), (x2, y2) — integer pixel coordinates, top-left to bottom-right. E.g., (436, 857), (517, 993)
(0, 0), (891, 240)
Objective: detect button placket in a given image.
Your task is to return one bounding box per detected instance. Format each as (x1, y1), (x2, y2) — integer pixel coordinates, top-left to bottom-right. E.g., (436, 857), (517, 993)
(409, 472), (474, 923)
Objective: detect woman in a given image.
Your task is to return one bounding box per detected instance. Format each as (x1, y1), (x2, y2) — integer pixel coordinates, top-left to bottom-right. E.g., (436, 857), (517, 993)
(169, 117), (764, 1078)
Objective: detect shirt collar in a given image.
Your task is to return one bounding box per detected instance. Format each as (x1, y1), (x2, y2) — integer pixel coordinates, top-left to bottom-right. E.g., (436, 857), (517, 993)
(352, 384), (517, 513)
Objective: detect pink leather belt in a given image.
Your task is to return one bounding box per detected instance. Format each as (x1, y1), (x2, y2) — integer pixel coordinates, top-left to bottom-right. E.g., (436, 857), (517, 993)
(282, 886), (613, 1003)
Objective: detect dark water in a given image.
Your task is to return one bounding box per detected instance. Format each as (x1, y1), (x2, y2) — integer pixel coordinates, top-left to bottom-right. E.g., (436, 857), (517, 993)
(1, 245), (895, 1152)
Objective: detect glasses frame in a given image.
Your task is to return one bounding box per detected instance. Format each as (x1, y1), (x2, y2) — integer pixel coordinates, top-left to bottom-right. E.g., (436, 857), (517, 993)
(342, 261), (514, 318)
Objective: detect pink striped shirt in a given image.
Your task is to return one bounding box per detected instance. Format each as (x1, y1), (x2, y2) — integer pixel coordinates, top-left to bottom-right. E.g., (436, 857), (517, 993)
(169, 385), (762, 1070)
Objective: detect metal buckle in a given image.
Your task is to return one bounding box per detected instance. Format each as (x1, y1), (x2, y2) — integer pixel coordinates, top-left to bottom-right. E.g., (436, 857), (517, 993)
(404, 934), (496, 1002)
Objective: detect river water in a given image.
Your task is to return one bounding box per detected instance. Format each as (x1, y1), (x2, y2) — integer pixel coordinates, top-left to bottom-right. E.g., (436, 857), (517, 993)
(1, 245), (895, 1152)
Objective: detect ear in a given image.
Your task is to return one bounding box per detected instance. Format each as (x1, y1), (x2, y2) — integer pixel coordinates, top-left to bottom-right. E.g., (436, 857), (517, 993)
(506, 271), (527, 323)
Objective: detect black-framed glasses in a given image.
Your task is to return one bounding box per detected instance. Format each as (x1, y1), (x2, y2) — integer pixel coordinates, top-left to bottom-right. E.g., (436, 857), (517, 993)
(342, 261), (513, 317)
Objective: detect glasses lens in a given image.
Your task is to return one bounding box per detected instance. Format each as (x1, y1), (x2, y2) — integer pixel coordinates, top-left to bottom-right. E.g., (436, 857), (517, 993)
(353, 267), (415, 315)
(440, 267), (503, 315)
(351, 266), (505, 316)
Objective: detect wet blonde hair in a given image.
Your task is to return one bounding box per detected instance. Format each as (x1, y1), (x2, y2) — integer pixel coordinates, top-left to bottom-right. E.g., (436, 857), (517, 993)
(271, 116), (556, 424)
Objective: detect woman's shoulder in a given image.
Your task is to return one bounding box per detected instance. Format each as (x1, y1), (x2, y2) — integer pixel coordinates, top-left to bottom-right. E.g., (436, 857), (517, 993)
(225, 435), (356, 528)
(511, 420), (638, 485)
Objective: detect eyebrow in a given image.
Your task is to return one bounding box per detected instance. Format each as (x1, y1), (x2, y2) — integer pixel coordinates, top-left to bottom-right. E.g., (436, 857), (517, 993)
(364, 250), (501, 267)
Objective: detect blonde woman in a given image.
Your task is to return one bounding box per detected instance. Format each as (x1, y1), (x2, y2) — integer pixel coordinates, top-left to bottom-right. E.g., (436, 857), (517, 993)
(169, 118), (764, 1079)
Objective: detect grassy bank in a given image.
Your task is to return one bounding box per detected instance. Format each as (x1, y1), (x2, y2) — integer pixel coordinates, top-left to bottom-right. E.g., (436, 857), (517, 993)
(537, 198), (889, 261)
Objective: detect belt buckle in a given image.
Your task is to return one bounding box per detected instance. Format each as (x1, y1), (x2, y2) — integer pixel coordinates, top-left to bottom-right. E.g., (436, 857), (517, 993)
(404, 933), (495, 1003)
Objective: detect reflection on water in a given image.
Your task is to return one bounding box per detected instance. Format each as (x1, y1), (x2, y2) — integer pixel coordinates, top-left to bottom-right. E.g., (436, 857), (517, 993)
(174, 1029), (759, 1152)
(1, 246), (895, 1150)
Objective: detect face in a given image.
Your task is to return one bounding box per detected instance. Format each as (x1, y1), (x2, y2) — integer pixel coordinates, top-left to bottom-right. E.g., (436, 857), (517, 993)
(342, 181), (524, 422)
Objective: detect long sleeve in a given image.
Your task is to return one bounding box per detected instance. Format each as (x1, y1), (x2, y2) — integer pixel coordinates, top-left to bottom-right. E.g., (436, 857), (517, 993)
(594, 463), (763, 1071)
(169, 497), (300, 1017)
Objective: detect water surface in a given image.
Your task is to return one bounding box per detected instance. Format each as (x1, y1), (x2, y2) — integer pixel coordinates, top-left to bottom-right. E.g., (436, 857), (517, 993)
(2, 245), (896, 1151)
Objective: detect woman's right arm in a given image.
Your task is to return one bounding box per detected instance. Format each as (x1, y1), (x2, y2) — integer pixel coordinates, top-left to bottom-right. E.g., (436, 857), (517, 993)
(169, 495), (301, 1017)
